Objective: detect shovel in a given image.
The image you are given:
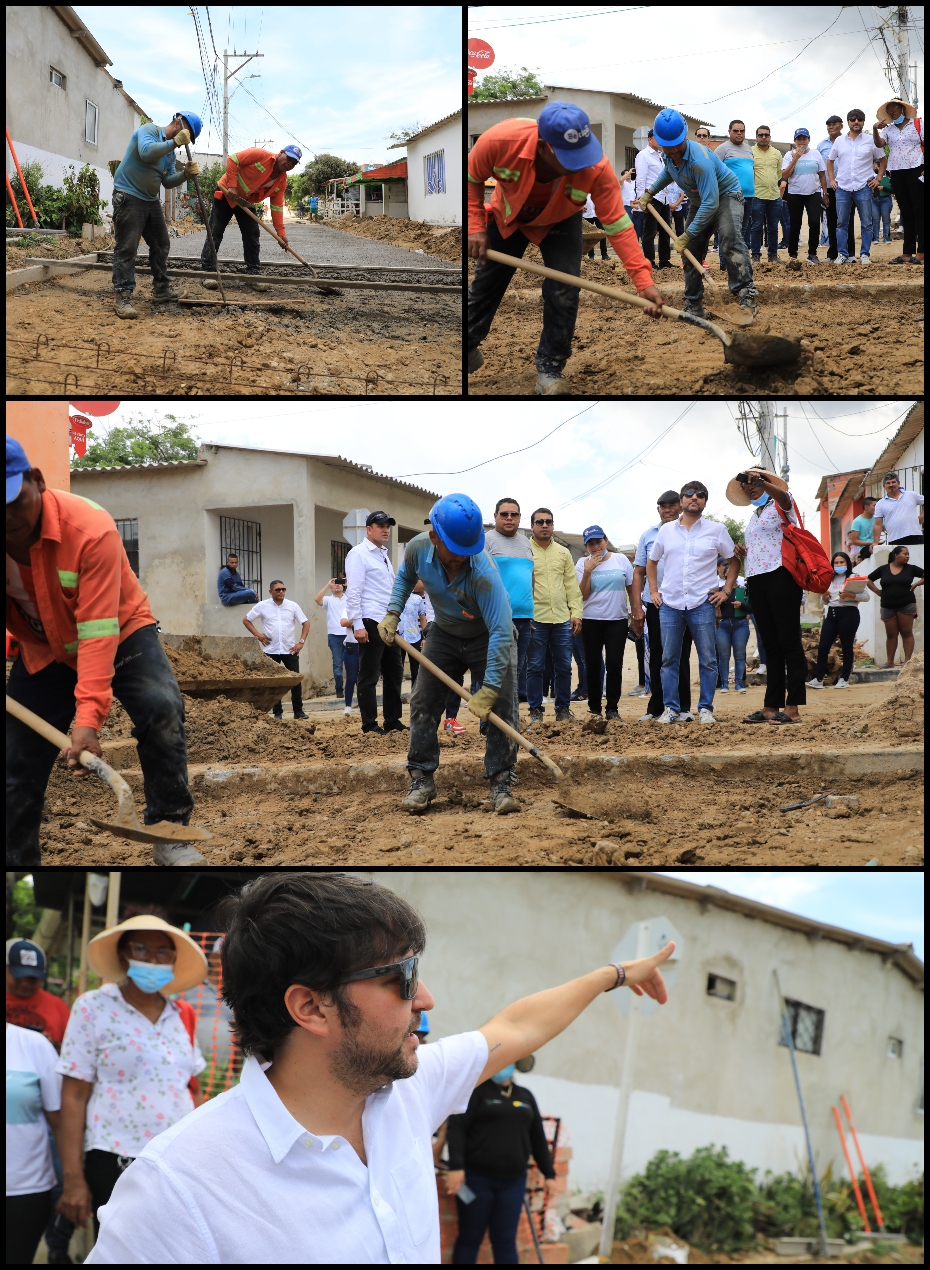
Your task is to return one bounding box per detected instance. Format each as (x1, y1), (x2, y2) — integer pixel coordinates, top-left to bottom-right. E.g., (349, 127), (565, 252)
(394, 635), (563, 780)
(229, 195), (343, 296)
(484, 248), (801, 369)
(183, 139), (228, 306)
(6, 696), (212, 848)
(643, 200), (753, 326)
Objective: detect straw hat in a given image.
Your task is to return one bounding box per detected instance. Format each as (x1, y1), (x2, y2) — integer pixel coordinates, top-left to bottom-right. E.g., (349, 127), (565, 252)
(876, 99), (917, 125)
(726, 468), (788, 507)
(87, 914), (207, 994)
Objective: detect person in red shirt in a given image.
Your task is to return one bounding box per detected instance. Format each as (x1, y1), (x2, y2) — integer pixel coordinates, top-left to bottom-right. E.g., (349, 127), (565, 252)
(6, 939), (70, 1050)
(468, 101), (666, 396)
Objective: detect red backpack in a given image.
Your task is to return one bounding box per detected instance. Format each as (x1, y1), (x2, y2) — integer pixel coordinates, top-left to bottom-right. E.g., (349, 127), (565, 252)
(776, 500), (834, 593)
(177, 997), (200, 1098)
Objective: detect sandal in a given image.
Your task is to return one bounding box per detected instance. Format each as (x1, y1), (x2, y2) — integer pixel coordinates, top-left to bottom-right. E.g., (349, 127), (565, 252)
(889, 255), (911, 264)
(742, 710), (769, 723)
(768, 711), (802, 725)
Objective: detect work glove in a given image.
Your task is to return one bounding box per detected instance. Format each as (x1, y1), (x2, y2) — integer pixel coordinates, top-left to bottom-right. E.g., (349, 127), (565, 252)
(183, 161), (200, 177)
(467, 684), (500, 720)
(672, 232), (691, 254)
(173, 128), (192, 149)
(637, 190), (653, 211)
(376, 612), (399, 645)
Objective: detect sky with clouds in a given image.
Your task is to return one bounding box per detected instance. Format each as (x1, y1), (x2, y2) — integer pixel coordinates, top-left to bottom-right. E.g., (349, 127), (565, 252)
(82, 399), (915, 545)
(73, 5), (459, 161)
(467, 5), (924, 139)
(659, 871), (924, 960)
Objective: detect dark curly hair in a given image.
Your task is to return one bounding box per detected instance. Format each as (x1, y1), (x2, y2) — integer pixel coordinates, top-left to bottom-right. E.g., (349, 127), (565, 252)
(216, 873), (427, 1061)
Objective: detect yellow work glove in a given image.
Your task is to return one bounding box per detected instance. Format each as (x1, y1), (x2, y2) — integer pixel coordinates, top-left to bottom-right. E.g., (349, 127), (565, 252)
(467, 684), (500, 720)
(638, 190), (653, 210)
(173, 128), (192, 149)
(376, 612), (399, 645)
(183, 161), (200, 177)
(672, 232), (691, 254)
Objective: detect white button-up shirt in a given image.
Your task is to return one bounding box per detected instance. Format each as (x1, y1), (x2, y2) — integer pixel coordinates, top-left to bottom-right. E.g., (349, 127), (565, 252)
(649, 517), (735, 610)
(245, 597), (308, 655)
(345, 536), (396, 626)
(828, 133), (885, 191)
(86, 1030), (489, 1265)
(635, 145), (671, 204)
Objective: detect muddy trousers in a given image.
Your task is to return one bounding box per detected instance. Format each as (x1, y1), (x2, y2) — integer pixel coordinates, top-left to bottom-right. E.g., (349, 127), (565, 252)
(111, 190), (171, 295)
(200, 196), (262, 272)
(682, 192), (757, 306)
(468, 213), (583, 376)
(745, 567), (807, 710)
(407, 624), (518, 781)
(5, 624), (194, 868)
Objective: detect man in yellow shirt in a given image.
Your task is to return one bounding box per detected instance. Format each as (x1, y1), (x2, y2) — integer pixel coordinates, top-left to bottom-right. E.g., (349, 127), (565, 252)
(526, 508), (583, 724)
(749, 125), (784, 262)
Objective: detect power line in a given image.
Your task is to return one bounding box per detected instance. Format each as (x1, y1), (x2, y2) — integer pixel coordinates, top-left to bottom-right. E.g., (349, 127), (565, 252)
(769, 40), (872, 125)
(471, 7), (647, 32)
(799, 403), (841, 471)
(802, 402), (913, 438)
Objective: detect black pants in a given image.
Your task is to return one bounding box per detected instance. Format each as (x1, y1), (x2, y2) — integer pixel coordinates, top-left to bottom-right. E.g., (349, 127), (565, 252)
(786, 191), (822, 258)
(745, 567), (807, 709)
(358, 618), (404, 729)
(584, 215), (609, 259)
(641, 200), (672, 267)
(582, 618), (628, 713)
(6, 623), (194, 868)
(645, 602), (691, 716)
(111, 189), (170, 294)
(400, 639), (423, 686)
(889, 167), (924, 256)
(200, 196), (262, 272)
(824, 194), (856, 260)
(84, 1149), (133, 1238)
(267, 651), (303, 715)
(814, 607), (860, 682)
(6, 1190), (53, 1264)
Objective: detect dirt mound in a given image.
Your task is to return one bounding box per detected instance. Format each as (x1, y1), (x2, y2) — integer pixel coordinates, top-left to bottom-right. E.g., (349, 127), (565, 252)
(801, 627), (870, 684)
(871, 652), (923, 741)
(162, 637), (284, 682)
(331, 214), (461, 264)
(180, 695), (315, 763)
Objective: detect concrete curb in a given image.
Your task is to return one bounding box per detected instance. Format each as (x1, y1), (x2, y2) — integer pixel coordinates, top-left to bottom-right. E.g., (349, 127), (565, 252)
(6, 254), (98, 291)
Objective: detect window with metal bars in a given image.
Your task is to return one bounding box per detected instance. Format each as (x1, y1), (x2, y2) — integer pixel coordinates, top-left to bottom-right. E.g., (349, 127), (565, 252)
(425, 150), (446, 196)
(220, 516), (261, 595)
(331, 540), (349, 580)
(115, 518), (139, 575)
(779, 998), (825, 1056)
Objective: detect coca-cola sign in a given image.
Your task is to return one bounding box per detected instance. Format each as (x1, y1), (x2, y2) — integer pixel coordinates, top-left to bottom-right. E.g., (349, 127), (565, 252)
(467, 38), (495, 70)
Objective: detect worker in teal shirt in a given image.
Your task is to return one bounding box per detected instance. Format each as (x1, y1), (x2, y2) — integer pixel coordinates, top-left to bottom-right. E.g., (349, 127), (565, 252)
(637, 108), (759, 320)
(110, 110), (202, 320)
(376, 494), (521, 817)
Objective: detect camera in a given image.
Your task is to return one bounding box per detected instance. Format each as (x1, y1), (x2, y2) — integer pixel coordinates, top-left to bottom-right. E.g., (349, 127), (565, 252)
(735, 472), (758, 484)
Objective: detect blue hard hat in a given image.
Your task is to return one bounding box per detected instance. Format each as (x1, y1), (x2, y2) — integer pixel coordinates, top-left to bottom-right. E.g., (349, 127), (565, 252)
(176, 111), (203, 141)
(416, 1012), (430, 1036)
(653, 108), (688, 148)
(537, 101), (603, 171)
(429, 494), (485, 556)
(282, 144), (302, 162)
(7, 437), (31, 504)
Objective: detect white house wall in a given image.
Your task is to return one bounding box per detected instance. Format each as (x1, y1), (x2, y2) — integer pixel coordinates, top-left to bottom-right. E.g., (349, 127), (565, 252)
(407, 118), (461, 225)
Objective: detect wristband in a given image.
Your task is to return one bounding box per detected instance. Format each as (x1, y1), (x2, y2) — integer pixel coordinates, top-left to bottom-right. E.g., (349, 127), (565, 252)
(605, 963), (626, 992)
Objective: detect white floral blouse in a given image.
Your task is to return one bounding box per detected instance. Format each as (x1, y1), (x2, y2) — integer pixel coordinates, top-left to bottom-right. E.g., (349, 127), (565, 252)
(878, 120), (925, 173)
(744, 495), (799, 579)
(55, 982), (206, 1157)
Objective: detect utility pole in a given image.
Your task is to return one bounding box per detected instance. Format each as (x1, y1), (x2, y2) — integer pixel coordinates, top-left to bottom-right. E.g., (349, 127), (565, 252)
(756, 400), (777, 471)
(776, 406), (790, 483)
(223, 49), (264, 165)
(876, 6), (916, 106)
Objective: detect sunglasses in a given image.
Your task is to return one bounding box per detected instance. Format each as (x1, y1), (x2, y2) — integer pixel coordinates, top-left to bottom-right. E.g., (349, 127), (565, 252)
(498, 510), (520, 517)
(342, 954), (419, 1000)
(757, 132), (771, 138)
(848, 114), (865, 122)
(533, 518), (553, 526)
(271, 587), (287, 592)
(681, 490), (708, 499)
(123, 942), (177, 964)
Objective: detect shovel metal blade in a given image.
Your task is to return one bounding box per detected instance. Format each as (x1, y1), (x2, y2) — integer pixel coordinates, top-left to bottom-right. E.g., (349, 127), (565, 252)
(88, 817), (213, 845)
(724, 332), (803, 367)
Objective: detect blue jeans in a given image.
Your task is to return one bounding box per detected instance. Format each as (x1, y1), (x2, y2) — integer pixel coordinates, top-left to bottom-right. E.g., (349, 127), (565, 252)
(514, 618), (533, 700)
(658, 601), (718, 715)
(219, 588), (257, 607)
(835, 186), (874, 258)
(683, 192), (757, 307)
(778, 198), (791, 247)
(750, 197), (782, 259)
(327, 633), (346, 695)
(453, 1170), (527, 1264)
(716, 618), (750, 690)
(630, 208), (644, 240)
(342, 642), (359, 707)
(527, 621), (573, 713)
(871, 194), (892, 244)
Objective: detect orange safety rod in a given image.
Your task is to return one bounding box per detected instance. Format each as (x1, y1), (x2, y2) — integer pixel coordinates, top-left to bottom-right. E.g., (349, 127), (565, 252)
(832, 1105), (871, 1232)
(6, 170), (24, 227)
(6, 128), (38, 225)
(840, 1095), (885, 1231)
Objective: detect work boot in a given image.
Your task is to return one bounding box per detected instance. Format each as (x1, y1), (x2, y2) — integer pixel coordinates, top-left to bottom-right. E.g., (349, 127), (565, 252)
(737, 290), (759, 317)
(554, 708), (575, 722)
(151, 842), (206, 866)
(402, 772), (436, 814)
(151, 282), (183, 304)
(526, 707), (544, 729)
(202, 278), (219, 290)
(468, 347), (484, 374)
(681, 301), (705, 320)
(534, 372), (569, 396)
(488, 772), (520, 815)
(246, 276), (270, 292)
(113, 293), (138, 319)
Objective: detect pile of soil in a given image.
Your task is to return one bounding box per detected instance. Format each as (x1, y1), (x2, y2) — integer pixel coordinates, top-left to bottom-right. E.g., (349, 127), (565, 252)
(870, 652), (923, 741)
(6, 220), (198, 271)
(331, 214), (461, 264)
(162, 637), (285, 682)
(181, 695), (314, 763)
(801, 627), (870, 684)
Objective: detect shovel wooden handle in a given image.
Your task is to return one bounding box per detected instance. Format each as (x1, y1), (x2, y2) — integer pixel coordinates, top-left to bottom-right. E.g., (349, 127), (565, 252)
(484, 248), (681, 318)
(644, 199), (710, 278)
(231, 196), (342, 293)
(7, 693), (95, 761)
(394, 634), (563, 780)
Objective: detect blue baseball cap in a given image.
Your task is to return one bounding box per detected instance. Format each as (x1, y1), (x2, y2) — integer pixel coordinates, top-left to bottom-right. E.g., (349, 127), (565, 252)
(793, 127), (810, 139)
(6, 938), (47, 979)
(415, 1012), (430, 1036)
(7, 437), (32, 504)
(537, 102), (602, 171)
(583, 524), (607, 543)
(282, 145), (302, 162)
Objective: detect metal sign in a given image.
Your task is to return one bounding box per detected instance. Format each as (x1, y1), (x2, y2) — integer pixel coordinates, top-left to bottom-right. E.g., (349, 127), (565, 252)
(609, 915), (683, 1016)
(467, 38), (495, 71)
(343, 508), (370, 546)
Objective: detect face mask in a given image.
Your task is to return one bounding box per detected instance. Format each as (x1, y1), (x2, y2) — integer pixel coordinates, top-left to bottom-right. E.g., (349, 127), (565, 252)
(892, 114), (905, 124)
(834, 565), (848, 575)
(126, 960), (175, 994)
(491, 1064), (516, 1085)
(750, 493), (769, 507)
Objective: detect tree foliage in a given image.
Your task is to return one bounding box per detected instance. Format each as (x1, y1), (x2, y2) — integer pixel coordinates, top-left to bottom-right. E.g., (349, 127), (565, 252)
(471, 66), (545, 101)
(6, 160), (106, 233)
(388, 122), (425, 143)
(705, 513), (746, 546)
(71, 413), (200, 470)
(188, 161), (225, 222)
(287, 154), (360, 203)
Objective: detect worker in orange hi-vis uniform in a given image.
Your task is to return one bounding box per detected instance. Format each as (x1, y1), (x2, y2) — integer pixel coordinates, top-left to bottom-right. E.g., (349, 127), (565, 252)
(200, 144), (302, 292)
(467, 101), (667, 396)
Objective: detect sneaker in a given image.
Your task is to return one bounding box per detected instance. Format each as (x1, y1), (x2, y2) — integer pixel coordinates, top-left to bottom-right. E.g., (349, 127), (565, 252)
(832, 256), (848, 266)
(655, 707), (680, 724)
(758, 665), (767, 677)
(605, 708), (621, 720)
(678, 711), (695, 722)
(833, 677), (850, 689)
(542, 696), (554, 704)
(444, 718), (466, 737)
(628, 684), (647, 697)
(468, 347), (484, 374)
(554, 708), (575, 722)
(151, 842), (206, 866)
(343, 706), (354, 715)
(534, 372), (569, 397)
(637, 712), (656, 723)
(718, 686), (729, 693)
(570, 689), (587, 701)
(699, 708), (716, 725)
(735, 686), (747, 694)
(806, 677), (824, 689)
(402, 772), (436, 814)
(488, 773), (520, 814)
(859, 254), (871, 266)
(805, 255), (819, 265)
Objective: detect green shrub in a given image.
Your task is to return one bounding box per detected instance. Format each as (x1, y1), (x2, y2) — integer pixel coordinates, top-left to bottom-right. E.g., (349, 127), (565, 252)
(188, 161), (224, 222)
(5, 159), (105, 232)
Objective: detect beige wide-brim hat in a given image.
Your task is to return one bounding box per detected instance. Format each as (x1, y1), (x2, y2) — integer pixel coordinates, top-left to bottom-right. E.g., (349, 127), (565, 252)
(726, 468), (788, 507)
(876, 99), (917, 125)
(87, 914), (207, 994)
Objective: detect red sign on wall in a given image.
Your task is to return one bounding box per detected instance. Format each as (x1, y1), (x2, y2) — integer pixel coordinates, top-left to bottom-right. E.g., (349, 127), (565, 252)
(69, 414), (93, 458)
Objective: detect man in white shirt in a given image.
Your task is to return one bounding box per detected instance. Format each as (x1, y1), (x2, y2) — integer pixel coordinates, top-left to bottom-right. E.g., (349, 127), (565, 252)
(872, 472), (925, 546)
(646, 480), (739, 725)
(827, 108), (884, 264)
(634, 130), (672, 269)
(85, 872), (675, 1266)
(344, 510), (404, 735)
(314, 576), (349, 699)
(243, 581), (310, 720)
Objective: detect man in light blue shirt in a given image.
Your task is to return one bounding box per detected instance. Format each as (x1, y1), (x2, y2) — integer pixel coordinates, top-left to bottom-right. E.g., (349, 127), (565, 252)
(111, 111), (202, 318)
(631, 490), (693, 722)
(376, 494), (519, 817)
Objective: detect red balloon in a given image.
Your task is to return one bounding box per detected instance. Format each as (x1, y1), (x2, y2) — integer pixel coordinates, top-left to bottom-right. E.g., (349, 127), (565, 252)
(69, 401), (120, 416)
